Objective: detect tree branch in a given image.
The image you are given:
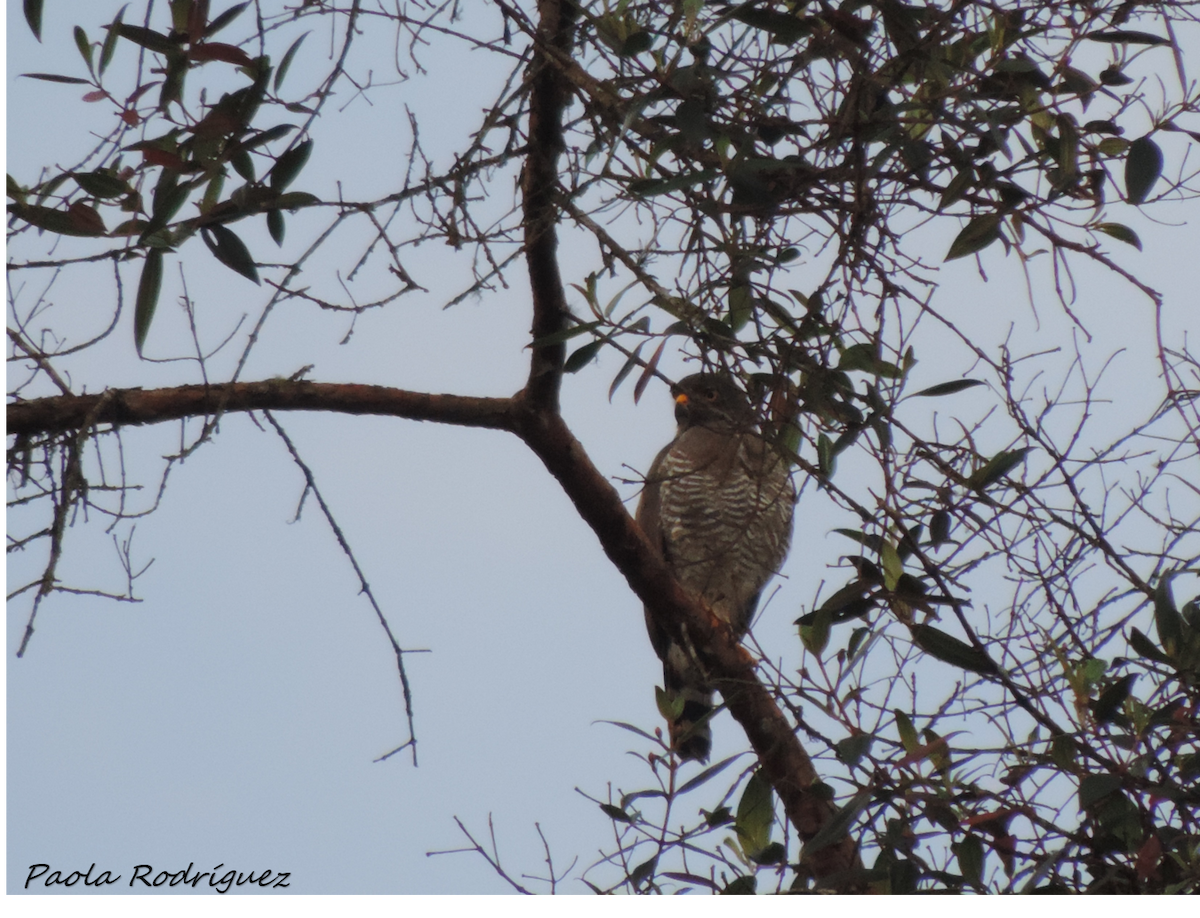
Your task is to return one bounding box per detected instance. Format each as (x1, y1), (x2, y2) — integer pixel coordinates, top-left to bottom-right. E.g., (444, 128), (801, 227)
(522, 0), (577, 412)
(6, 381), (514, 438)
(509, 397), (861, 884)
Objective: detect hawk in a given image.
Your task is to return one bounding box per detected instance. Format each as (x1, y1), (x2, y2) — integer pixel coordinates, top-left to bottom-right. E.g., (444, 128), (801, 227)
(636, 373), (796, 761)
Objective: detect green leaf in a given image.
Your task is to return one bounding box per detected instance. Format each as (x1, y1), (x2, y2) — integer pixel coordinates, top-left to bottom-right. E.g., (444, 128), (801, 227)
(881, 541), (903, 591)
(274, 31), (310, 92)
(230, 149), (256, 182)
(1154, 573), (1184, 657)
(204, 2), (250, 38)
(201, 224), (260, 284)
(629, 856), (657, 887)
(911, 624), (998, 676)
(100, 6), (129, 76)
(134, 249), (164, 356)
(676, 754), (740, 797)
(946, 214), (1002, 261)
(73, 171), (129, 199)
(1094, 222), (1142, 250)
(728, 282), (753, 332)
(730, 7), (812, 44)
(954, 834), (985, 886)
(1091, 674), (1136, 724)
(266, 209), (285, 246)
(239, 124), (297, 152)
(911, 379), (985, 398)
(800, 603), (832, 656)
(10, 202), (106, 237)
(529, 320), (600, 349)
(563, 339), (602, 373)
(599, 803), (632, 824)
(24, 0), (43, 41)
(929, 510), (951, 546)
(1078, 773), (1123, 809)
(20, 73), (93, 85)
(734, 771), (774, 857)
(1125, 136), (1163, 205)
(74, 27), (95, 75)
(618, 30), (654, 56)
(835, 733), (873, 767)
(654, 686), (684, 722)
(894, 709), (919, 754)
(1128, 627), (1172, 665)
(1087, 30), (1171, 46)
(627, 168), (718, 197)
(270, 139), (313, 192)
(801, 788), (871, 858)
(110, 23), (180, 56)
(720, 875), (757, 895)
(968, 446), (1031, 490)
(608, 342), (645, 402)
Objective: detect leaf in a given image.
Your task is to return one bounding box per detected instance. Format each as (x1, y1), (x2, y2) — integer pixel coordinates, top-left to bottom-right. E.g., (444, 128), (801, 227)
(1094, 222), (1142, 250)
(734, 771), (774, 856)
(968, 446), (1031, 490)
(1078, 773), (1123, 809)
(881, 541), (903, 591)
(201, 224), (260, 284)
(275, 31), (310, 92)
(800, 603), (832, 656)
(599, 803), (632, 824)
(894, 709), (919, 754)
(595, 719), (660, 744)
(720, 875), (757, 895)
(563, 339), (602, 373)
(911, 379), (985, 398)
(24, 0), (43, 41)
(730, 7), (812, 44)
(676, 754), (740, 796)
(1091, 674), (1136, 724)
(618, 30), (654, 56)
(928, 510), (953, 548)
(1128, 627), (1172, 665)
(946, 214), (1002, 261)
(100, 6), (129, 76)
(188, 42), (255, 66)
(21, 73), (93, 85)
(134, 249), (164, 356)
(529, 321), (599, 349)
(633, 340), (665, 404)
(110, 23), (180, 56)
(73, 171), (129, 199)
(911, 624), (998, 676)
(74, 27), (95, 75)
(204, 2), (250, 38)
(628, 856), (657, 887)
(266, 209), (285, 246)
(10, 202), (106, 237)
(1087, 30), (1171, 46)
(270, 139), (313, 191)
(608, 342), (645, 402)
(1153, 572), (1184, 657)
(1125, 136), (1163, 205)
(954, 834), (985, 886)
(800, 788), (871, 858)
(627, 169), (718, 197)
(835, 733), (873, 767)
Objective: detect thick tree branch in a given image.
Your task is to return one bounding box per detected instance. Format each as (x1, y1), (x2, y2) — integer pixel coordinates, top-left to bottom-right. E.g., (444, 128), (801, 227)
(522, 0), (577, 412)
(6, 381), (514, 438)
(509, 397), (861, 884)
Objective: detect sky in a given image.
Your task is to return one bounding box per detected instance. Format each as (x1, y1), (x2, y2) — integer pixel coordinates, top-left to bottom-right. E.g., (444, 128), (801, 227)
(7, 0), (1200, 899)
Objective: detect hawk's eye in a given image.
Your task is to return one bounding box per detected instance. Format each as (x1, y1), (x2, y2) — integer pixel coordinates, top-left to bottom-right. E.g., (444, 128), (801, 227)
(703, 389), (718, 401)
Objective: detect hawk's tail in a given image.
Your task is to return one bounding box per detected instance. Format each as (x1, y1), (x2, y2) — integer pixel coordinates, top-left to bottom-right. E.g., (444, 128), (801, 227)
(663, 676), (715, 762)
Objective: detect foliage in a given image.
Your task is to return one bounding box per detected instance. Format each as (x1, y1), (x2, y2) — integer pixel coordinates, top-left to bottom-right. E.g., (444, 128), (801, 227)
(8, 0), (1200, 894)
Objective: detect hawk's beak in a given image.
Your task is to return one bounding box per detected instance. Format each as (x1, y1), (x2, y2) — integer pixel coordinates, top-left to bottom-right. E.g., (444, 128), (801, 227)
(674, 393), (689, 406)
